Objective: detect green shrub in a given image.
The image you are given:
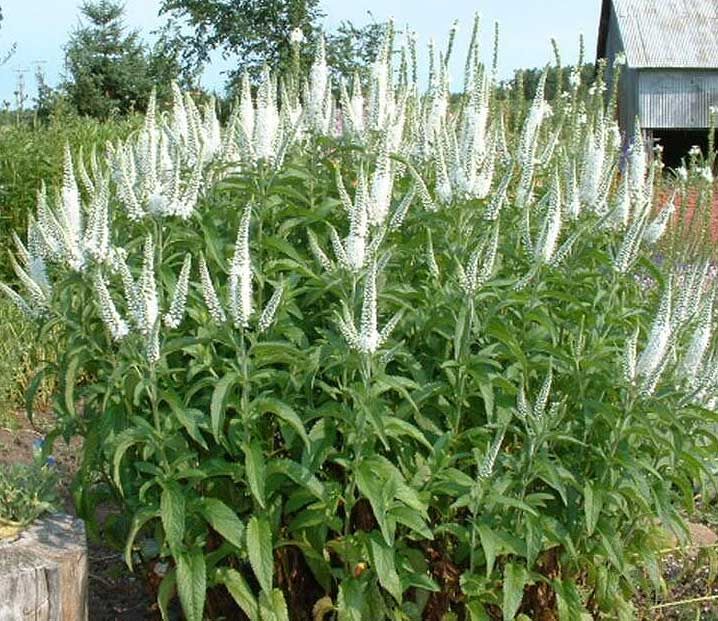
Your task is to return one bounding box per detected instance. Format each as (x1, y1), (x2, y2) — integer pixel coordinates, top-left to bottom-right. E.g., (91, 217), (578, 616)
(0, 446), (59, 529)
(3, 21), (718, 621)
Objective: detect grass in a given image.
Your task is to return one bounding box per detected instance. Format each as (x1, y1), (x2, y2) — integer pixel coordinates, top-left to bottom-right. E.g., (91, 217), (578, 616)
(0, 298), (54, 427)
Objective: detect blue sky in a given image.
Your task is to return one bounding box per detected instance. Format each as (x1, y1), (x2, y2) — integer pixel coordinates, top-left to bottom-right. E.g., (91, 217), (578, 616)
(0, 0), (601, 104)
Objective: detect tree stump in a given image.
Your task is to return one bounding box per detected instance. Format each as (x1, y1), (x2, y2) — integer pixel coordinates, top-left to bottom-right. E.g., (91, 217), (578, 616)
(0, 513), (88, 621)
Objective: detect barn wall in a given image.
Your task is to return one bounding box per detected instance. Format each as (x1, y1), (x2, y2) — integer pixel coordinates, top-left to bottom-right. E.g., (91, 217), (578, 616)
(602, 2), (638, 141)
(638, 70), (718, 129)
(620, 68), (638, 140)
(603, 2), (623, 68)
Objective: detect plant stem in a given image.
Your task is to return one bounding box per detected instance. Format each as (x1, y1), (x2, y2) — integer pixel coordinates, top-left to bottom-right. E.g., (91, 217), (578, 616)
(148, 361), (169, 471)
(454, 296), (475, 434)
(343, 352), (372, 571)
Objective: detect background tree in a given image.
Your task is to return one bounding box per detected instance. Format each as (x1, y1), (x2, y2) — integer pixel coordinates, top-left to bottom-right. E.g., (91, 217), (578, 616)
(509, 64), (597, 101)
(325, 19), (386, 83)
(147, 26), (197, 103)
(33, 65), (61, 120)
(63, 0), (156, 118)
(158, 0), (323, 84)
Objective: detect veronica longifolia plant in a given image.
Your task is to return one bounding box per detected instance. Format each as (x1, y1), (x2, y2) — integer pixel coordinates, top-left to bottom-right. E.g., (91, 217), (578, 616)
(3, 16), (717, 621)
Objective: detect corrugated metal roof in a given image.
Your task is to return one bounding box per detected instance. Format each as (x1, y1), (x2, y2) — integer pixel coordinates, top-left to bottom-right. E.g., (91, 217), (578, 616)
(609, 0), (718, 68)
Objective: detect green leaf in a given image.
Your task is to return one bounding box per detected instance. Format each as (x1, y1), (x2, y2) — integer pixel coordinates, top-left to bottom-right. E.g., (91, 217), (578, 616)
(124, 506), (159, 569)
(251, 341), (303, 367)
(198, 498), (245, 550)
(157, 569), (177, 621)
(383, 417), (432, 450)
(598, 528), (624, 571)
(163, 336), (209, 355)
(369, 533), (403, 603)
(244, 440), (267, 509)
(467, 601), (490, 621)
(535, 458), (572, 505)
(164, 392), (208, 449)
(214, 567), (259, 620)
(63, 352), (82, 418)
(266, 459), (325, 500)
(113, 427), (153, 493)
(479, 381), (495, 421)
(161, 480), (185, 552)
(258, 588), (290, 621)
(262, 236), (305, 263)
(247, 515), (274, 594)
(389, 505), (433, 540)
(503, 562), (527, 621)
(356, 460), (396, 546)
(211, 371), (239, 442)
(180, 407), (210, 450)
(24, 365), (49, 425)
(553, 579), (587, 621)
(453, 304), (467, 360)
(252, 397), (309, 447)
(477, 524), (499, 577)
(337, 578), (366, 621)
(584, 482), (603, 537)
(176, 547), (206, 621)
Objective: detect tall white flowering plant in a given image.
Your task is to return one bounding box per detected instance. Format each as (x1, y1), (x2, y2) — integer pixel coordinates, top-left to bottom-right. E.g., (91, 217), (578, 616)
(5, 20), (718, 621)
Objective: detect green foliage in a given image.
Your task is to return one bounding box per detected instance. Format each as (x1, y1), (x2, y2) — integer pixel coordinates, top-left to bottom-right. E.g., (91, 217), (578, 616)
(33, 66), (67, 122)
(63, 0), (172, 118)
(0, 298), (55, 426)
(502, 63), (597, 103)
(325, 20), (387, 82)
(4, 23), (718, 621)
(498, 36), (597, 103)
(0, 449), (59, 528)
(158, 0), (323, 81)
(159, 0), (385, 91)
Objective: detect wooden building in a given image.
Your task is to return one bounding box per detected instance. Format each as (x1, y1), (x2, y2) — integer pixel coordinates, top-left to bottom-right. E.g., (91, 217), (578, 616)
(597, 0), (718, 161)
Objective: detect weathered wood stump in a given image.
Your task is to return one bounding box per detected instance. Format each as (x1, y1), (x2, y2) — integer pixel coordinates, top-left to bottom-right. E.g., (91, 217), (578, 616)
(0, 513), (88, 621)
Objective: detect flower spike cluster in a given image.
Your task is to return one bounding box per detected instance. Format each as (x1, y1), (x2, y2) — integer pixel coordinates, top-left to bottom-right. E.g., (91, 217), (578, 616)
(457, 221), (500, 296)
(337, 261), (401, 354)
(3, 14), (717, 416)
(197, 206), (282, 334)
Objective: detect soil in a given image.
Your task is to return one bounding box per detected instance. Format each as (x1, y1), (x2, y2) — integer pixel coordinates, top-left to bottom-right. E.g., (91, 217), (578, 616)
(2, 408), (718, 620)
(636, 519), (718, 620)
